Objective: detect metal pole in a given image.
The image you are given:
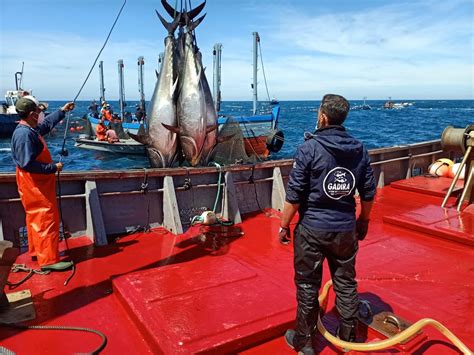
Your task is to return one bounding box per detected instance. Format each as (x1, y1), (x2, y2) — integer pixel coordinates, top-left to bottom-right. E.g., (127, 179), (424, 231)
(213, 43), (222, 113)
(252, 32), (259, 115)
(441, 145), (472, 208)
(118, 59), (125, 121)
(137, 56), (145, 112)
(99, 61), (106, 103)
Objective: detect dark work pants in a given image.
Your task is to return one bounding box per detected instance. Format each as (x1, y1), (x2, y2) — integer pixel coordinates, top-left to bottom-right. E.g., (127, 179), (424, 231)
(292, 223), (359, 347)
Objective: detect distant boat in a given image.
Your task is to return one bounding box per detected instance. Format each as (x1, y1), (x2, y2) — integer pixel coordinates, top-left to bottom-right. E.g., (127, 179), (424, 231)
(0, 63), (29, 138)
(269, 97), (279, 105)
(352, 97), (372, 111)
(383, 97), (413, 109)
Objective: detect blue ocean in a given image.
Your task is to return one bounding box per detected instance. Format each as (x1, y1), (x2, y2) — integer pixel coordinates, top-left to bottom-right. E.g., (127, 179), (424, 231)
(0, 99), (472, 173)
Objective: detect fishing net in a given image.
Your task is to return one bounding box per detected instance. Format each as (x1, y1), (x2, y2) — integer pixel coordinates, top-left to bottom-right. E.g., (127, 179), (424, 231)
(212, 116), (257, 165)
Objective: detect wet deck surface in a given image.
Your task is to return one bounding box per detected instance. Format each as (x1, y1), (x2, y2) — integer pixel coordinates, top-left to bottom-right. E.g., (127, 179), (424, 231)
(1, 176), (473, 354)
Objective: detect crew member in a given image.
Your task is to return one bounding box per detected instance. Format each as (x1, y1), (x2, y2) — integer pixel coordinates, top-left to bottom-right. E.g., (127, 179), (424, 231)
(135, 104), (145, 122)
(101, 103), (112, 121)
(280, 94), (376, 353)
(95, 119), (107, 141)
(106, 127), (119, 143)
(89, 100), (99, 118)
(11, 96), (75, 271)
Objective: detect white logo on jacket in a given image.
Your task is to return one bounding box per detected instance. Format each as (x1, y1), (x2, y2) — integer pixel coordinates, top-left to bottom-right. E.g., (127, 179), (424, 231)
(323, 167), (355, 200)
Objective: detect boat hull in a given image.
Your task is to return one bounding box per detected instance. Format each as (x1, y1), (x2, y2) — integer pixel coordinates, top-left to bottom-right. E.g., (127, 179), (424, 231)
(0, 113), (18, 138)
(74, 137), (146, 155)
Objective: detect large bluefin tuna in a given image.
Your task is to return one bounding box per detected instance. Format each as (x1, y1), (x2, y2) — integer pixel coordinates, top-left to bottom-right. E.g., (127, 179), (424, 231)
(165, 17), (210, 166)
(129, 14), (179, 168)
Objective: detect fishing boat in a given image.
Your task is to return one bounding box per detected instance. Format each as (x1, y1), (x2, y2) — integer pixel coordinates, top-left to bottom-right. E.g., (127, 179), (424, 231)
(74, 136), (146, 155)
(0, 64), (30, 138)
(352, 97), (372, 111)
(213, 33), (284, 160)
(270, 97), (279, 105)
(0, 124), (473, 354)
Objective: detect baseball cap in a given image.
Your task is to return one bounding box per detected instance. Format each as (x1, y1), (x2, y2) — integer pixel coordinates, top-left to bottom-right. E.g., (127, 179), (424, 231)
(15, 95), (40, 114)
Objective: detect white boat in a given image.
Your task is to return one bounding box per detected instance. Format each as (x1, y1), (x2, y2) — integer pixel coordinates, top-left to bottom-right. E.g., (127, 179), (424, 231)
(74, 137), (146, 155)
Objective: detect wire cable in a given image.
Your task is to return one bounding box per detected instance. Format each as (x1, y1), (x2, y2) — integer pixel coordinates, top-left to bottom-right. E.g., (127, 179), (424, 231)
(60, 0), (127, 156)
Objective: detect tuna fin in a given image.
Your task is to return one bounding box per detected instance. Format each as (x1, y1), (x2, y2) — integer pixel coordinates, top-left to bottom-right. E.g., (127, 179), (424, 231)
(187, 13), (206, 31)
(161, 0), (206, 26)
(128, 132), (152, 146)
(162, 123), (180, 134)
(155, 9), (179, 34)
(206, 125), (217, 134)
(155, 69), (160, 79)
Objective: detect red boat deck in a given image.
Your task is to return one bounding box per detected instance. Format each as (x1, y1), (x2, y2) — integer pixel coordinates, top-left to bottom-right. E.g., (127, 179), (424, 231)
(1, 176), (473, 354)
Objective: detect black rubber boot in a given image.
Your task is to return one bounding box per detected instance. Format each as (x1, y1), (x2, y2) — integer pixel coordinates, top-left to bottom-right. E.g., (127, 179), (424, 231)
(284, 329), (315, 355)
(336, 320), (357, 342)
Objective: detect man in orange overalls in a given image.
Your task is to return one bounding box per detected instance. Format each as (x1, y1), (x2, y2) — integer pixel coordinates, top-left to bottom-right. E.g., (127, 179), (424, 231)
(11, 96), (75, 271)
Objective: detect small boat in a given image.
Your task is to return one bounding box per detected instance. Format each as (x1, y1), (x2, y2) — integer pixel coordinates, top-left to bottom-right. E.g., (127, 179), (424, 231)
(74, 136), (146, 155)
(269, 97), (279, 105)
(0, 64), (29, 138)
(352, 97), (372, 111)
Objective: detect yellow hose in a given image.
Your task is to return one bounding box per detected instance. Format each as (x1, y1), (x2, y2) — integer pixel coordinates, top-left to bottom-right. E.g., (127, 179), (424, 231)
(316, 280), (473, 354)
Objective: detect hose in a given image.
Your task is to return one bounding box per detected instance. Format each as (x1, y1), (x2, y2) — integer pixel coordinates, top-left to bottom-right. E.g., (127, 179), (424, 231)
(316, 280), (473, 354)
(0, 323), (107, 354)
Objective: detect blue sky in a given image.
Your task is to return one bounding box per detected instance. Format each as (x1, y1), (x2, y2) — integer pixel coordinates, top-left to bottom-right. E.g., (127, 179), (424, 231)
(1, 0), (473, 101)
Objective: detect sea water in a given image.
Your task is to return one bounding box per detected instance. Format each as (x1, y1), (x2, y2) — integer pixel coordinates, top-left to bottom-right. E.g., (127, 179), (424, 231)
(0, 99), (472, 173)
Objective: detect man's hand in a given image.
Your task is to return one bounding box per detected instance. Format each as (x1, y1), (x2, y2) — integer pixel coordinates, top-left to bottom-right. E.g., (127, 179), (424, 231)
(356, 218), (369, 241)
(279, 226), (291, 245)
(55, 162), (63, 172)
(61, 102), (75, 112)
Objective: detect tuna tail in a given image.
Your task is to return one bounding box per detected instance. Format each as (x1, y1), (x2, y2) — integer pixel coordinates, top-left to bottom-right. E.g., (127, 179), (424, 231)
(186, 13), (206, 32)
(155, 9), (180, 34)
(161, 0), (206, 26)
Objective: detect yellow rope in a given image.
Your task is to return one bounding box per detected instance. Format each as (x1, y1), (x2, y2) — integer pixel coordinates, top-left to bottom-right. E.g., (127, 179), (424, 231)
(316, 280), (473, 354)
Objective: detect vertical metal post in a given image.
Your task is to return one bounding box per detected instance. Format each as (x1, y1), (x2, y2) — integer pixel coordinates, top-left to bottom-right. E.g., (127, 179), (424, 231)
(137, 56), (146, 112)
(99, 61), (106, 104)
(118, 59), (125, 122)
(252, 32), (259, 115)
(213, 43), (222, 113)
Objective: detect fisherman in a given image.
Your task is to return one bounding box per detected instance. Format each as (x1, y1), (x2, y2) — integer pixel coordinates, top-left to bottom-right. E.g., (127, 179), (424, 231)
(135, 104), (145, 122)
(89, 99), (99, 118)
(95, 119), (108, 141)
(279, 94), (376, 354)
(106, 126), (119, 143)
(101, 103), (112, 121)
(11, 96), (75, 271)
(37, 102), (48, 124)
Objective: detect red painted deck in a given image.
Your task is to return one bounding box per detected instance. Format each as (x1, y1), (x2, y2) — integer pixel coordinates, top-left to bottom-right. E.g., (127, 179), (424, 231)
(1, 176), (473, 354)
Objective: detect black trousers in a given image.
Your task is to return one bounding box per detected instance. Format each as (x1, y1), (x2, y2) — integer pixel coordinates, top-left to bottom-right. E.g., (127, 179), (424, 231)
(293, 223), (359, 346)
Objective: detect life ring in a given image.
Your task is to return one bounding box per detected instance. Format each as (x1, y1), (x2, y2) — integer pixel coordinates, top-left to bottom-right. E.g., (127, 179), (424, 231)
(428, 158), (453, 177)
(266, 129), (284, 153)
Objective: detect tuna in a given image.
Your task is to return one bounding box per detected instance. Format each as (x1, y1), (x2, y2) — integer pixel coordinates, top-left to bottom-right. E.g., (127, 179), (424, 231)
(129, 14), (179, 168)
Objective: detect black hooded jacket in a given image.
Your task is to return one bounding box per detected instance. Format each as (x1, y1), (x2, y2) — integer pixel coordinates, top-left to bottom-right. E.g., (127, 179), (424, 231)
(286, 125), (376, 232)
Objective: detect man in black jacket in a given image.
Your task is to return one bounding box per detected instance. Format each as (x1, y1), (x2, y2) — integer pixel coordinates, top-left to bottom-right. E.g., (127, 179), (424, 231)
(280, 94), (376, 354)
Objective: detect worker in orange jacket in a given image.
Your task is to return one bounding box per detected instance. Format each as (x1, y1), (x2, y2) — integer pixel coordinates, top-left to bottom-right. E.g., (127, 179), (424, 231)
(11, 96), (75, 271)
(95, 119), (108, 141)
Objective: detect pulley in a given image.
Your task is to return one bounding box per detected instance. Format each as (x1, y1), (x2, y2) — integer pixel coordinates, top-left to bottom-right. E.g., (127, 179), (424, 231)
(441, 124), (474, 153)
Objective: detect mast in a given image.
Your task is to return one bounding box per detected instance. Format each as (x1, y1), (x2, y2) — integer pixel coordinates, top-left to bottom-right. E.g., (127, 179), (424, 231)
(137, 56), (145, 112)
(15, 62), (24, 91)
(252, 32), (259, 115)
(118, 59), (126, 121)
(213, 43), (222, 113)
(99, 61), (106, 103)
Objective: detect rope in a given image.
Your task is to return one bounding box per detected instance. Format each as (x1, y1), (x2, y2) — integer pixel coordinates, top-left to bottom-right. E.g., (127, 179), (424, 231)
(0, 323), (108, 354)
(209, 162), (223, 212)
(60, 0), (127, 156)
(258, 40), (271, 102)
(6, 264), (50, 289)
